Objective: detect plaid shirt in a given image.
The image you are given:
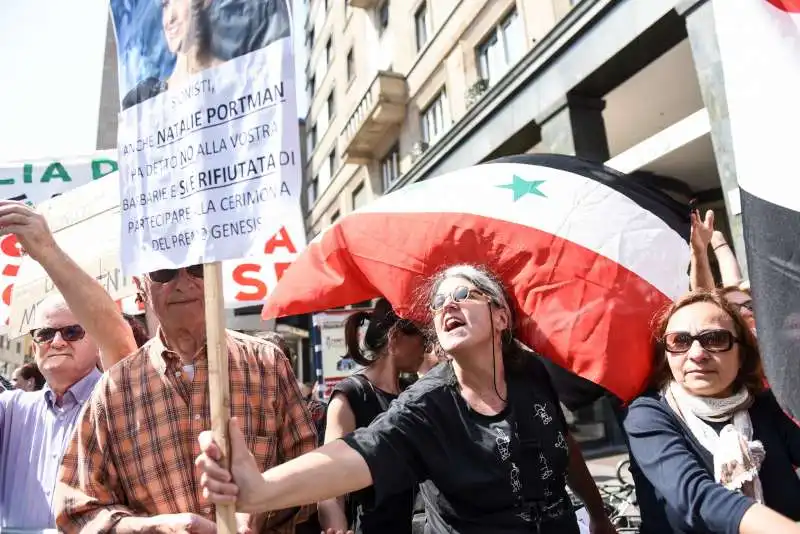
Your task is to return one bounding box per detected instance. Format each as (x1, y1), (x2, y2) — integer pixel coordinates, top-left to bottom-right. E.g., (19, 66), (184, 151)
(54, 329), (317, 533)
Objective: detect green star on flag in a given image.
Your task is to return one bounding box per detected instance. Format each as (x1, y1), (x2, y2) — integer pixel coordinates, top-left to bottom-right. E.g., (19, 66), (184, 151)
(497, 175), (547, 201)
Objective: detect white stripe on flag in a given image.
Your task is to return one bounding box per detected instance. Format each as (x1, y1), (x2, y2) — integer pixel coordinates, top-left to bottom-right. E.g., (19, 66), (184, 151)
(351, 162), (688, 300)
(714, 0), (800, 212)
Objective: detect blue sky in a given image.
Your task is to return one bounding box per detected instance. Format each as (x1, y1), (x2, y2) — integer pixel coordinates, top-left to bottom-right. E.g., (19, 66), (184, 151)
(0, 0), (307, 162)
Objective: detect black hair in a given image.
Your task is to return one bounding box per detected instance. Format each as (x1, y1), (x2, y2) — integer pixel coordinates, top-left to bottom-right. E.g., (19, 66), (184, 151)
(343, 298), (422, 367)
(17, 362), (46, 390)
(123, 314), (150, 348)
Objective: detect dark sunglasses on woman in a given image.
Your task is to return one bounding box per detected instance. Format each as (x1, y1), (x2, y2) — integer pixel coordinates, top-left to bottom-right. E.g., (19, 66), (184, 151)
(30, 324), (86, 344)
(662, 329), (738, 354)
(430, 285), (488, 312)
(146, 264), (204, 284)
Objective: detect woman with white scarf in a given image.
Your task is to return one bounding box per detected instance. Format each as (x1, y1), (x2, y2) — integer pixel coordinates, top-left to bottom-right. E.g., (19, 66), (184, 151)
(623, 290), (800, 534)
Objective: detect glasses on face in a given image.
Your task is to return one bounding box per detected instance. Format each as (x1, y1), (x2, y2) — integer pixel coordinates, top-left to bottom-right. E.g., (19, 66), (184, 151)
(662, 329), (738, 354)
(30, 324), (86, 345)
(734, 301), (754, 313)
(146, 264), (204, 284)
(430, 285), (487, 312)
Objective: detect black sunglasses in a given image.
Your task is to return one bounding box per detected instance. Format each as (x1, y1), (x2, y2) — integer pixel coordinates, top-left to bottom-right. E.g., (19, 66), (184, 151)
(146, 264), (204, 284)
(30, 324), (86, 344)
(430, 285), (488, 312)
(734, 301), (754, 313)
(662, 329), (738, 354)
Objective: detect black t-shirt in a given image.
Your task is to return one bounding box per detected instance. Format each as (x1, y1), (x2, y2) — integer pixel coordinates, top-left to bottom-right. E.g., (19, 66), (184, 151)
(342, 359), (579, 534)
(333, 375), (415, 534)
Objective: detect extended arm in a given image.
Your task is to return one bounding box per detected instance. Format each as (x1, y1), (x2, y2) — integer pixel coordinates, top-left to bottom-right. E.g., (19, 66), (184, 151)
(710, 231), (744, 287)
(317, 393), (358, 530)
(0, 201), (137, 369)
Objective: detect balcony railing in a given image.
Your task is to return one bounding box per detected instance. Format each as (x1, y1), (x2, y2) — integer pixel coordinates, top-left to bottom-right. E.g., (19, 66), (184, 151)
(340, 71), (408, 165)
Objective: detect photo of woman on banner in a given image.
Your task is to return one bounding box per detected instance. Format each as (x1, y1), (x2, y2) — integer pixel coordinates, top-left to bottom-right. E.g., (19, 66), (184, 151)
(111, 0), (291, 110)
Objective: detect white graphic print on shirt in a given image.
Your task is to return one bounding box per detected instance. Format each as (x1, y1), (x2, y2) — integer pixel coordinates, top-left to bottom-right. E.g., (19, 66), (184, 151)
(496, 427), (511, 461)
(534, 403), (553, 425)
(539, 451), (554, 480)
(554, 431), (568, 451)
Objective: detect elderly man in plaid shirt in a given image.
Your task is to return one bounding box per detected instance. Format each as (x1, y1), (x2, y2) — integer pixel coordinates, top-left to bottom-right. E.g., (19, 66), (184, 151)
(54, 263), (317, 533)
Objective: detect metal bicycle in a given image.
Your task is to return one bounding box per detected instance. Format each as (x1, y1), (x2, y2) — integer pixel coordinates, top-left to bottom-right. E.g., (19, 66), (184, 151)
(569, 456), (641, 533)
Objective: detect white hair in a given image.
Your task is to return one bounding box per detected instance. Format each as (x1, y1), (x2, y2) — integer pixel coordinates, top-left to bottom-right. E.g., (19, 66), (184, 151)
(34, 293), (71, 326)
(430, 264), (512, 319)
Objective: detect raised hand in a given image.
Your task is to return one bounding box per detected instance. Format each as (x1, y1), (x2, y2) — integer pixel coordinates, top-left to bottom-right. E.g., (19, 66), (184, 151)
(0, 200), (57, 261)
(690, 209), (715, 251)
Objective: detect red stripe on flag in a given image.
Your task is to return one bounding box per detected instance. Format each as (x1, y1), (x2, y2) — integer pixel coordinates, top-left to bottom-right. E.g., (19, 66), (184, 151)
(264, 212), (672, 401)
(765, 0), (800, 12)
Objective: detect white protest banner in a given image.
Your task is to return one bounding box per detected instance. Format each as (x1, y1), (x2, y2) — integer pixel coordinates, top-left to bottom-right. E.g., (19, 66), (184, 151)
(0, 151), (120, 331)
(113, 0), (302, 276)
(8, 175), (137, 338)
(8, 174), (307, 337)
(0, 150), (118, 205)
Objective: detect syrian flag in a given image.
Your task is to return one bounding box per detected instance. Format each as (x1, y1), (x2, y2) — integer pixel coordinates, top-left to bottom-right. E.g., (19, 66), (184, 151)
(263, 155), (690, 405)
(714, 0), (800, 418)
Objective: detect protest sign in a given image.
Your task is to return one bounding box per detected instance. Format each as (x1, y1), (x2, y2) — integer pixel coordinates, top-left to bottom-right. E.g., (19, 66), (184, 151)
(7, 175), (307, 337)
(0, 151), (305, 332)
(112, 0), (302, 276)
(109, 0), (301, 527)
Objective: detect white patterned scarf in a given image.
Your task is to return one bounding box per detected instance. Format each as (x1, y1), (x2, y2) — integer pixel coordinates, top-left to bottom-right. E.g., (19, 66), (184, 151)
(664, 381), (765, 503)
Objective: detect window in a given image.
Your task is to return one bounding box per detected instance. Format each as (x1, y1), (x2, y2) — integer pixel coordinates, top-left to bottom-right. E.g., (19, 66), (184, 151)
(378, 1), (389, 34)
(306, 123), (317, 154)
(420, 90), (449, 144)
(476, 9), (525, 86)
(414, 2), (428, 51)
(327, 90), (336, 119)
(306, 28), (315, 51)
(307, 175), (319, 206)
(307, 75), (316, 100)
(325, 37), (333, 66)
(380, 144), (400, 190)
(352, 183), (368, 210)
(331, 210), (340, 223)
(328, 148), (337, 178)
(346, 49), (355, 82)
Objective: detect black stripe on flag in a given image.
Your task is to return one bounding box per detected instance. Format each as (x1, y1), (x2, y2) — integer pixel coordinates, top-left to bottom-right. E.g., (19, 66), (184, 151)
(741, 188), (800, 420)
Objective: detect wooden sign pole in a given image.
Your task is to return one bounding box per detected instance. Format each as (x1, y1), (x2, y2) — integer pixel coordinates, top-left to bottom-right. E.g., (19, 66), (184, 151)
(203, 261), (237, 533)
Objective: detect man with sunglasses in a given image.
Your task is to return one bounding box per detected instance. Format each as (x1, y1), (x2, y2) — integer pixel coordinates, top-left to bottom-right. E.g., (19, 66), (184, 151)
(0, 201), (139, 530)
(55, 262), (318, 533)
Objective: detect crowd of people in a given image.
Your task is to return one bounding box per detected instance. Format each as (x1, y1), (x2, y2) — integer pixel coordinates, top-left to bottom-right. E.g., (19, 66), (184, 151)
(0, 199), (798, 534)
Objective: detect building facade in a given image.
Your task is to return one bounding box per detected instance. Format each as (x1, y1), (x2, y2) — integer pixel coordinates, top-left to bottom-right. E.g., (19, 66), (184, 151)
(303, 0), (576, 237)
(301, 0), (745, 453)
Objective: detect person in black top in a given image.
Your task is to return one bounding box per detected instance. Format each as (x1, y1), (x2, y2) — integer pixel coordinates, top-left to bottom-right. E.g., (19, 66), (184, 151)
(318, 298), (426, 534)
(194, 264), (616, 534)
(623, 290), (800, 534)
